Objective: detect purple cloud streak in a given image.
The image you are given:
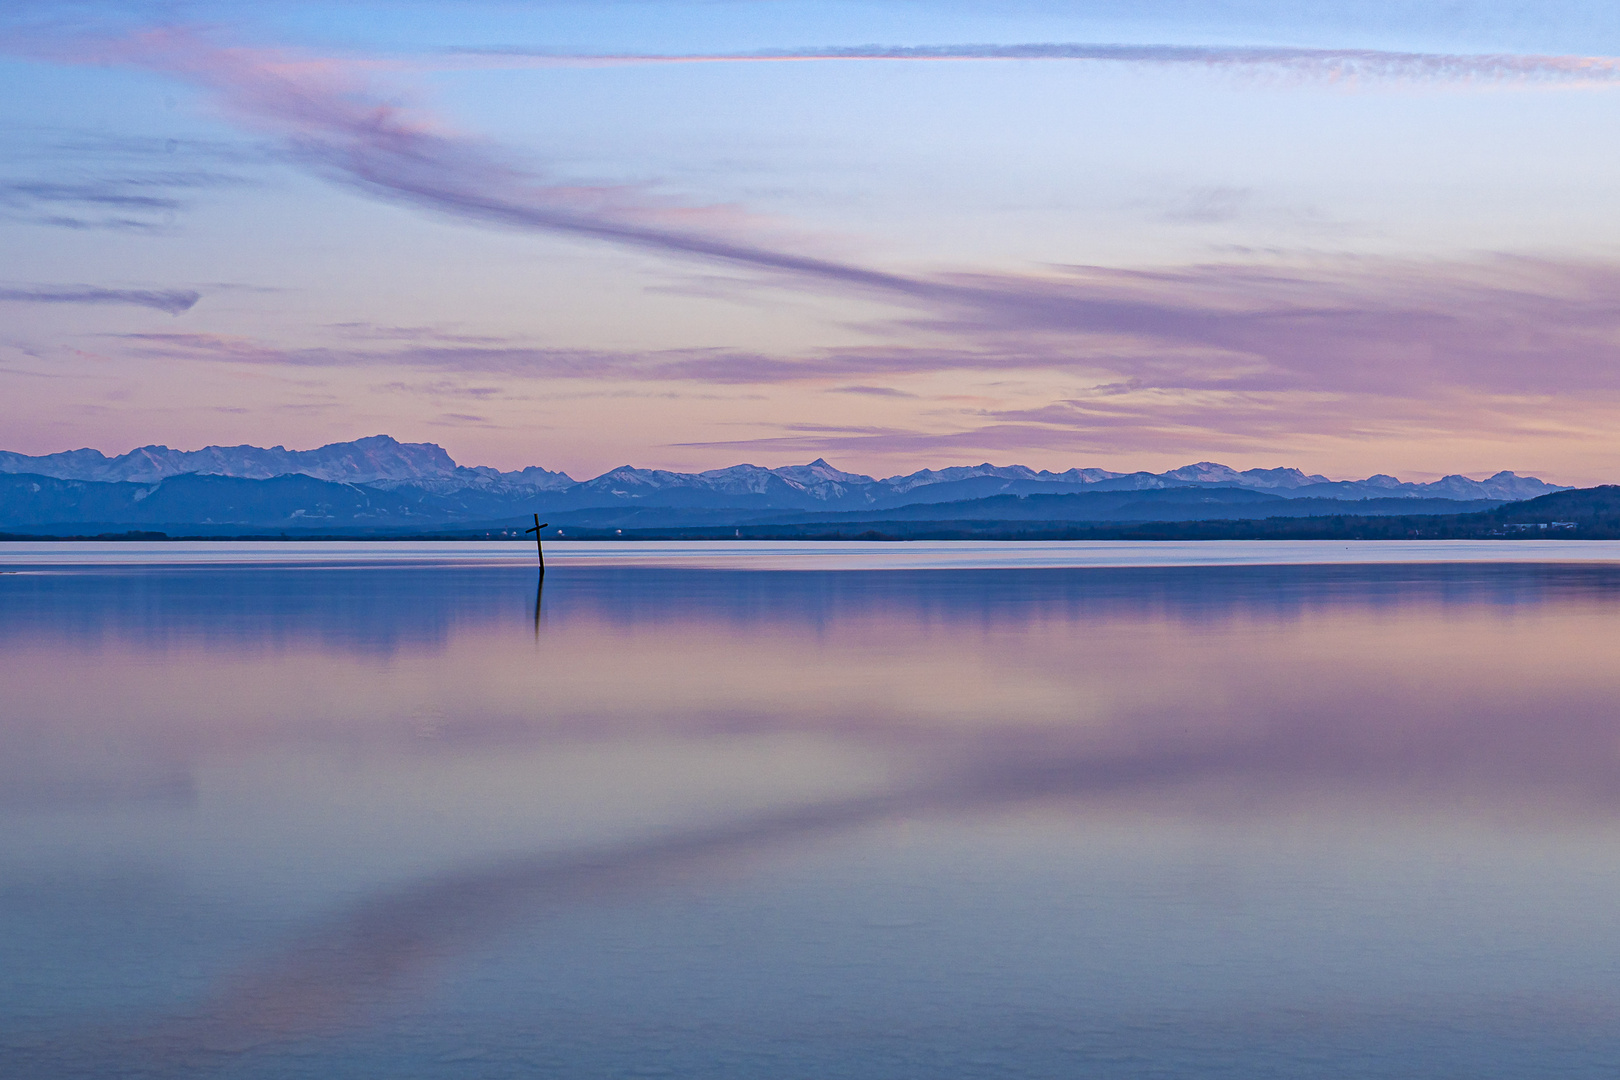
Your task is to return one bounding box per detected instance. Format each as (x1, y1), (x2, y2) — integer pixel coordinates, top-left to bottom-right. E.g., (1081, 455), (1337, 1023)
(0, 285), (200, 313)
(110, 254), (1620, 398)
(3, 28), (938, 298)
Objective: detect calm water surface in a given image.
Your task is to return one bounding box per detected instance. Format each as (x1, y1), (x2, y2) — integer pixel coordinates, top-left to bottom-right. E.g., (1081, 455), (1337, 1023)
(5, 542), (1620, 1078)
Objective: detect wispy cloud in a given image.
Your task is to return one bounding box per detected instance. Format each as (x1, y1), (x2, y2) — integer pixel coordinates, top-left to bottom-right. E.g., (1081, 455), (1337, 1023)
(14, 27), (1620, 357)
(28, 25), (1591, 320)
(1157, 186), (1254, 225)
(0, 171), (253, 230)
(827, 385), (918, 398)
(0, 285), (200, 313)
(106, 254), (1620, 398)
(456, 41), (1620, 87)
(0, 127), (260, 230)
(2, 27), (924, 295)
(3, 179), (186, 209)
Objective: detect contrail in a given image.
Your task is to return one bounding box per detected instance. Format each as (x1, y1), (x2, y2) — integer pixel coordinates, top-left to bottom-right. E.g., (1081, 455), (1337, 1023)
(451, 42), (1620, 86)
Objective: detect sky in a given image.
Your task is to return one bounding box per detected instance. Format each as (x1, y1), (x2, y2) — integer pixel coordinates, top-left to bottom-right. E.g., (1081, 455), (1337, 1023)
(5, 2), (1620, 482)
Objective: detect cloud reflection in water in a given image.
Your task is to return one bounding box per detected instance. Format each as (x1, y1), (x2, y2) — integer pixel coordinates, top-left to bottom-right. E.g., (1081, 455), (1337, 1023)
(5, 560), (1620, 1072)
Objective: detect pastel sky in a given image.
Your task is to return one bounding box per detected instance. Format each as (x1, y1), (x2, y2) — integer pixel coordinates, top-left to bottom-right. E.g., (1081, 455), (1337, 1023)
(6, 1), (1620, 481)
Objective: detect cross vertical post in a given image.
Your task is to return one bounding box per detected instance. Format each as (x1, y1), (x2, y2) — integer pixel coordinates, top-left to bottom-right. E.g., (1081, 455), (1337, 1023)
(524, 514), (548, 576)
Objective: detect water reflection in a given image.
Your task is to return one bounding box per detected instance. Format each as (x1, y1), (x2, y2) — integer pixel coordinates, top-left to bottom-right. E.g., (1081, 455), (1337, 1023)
(5, 558), (1620, 1077)
(8, 563), (1620, 818)
(533, 574), (543, 639)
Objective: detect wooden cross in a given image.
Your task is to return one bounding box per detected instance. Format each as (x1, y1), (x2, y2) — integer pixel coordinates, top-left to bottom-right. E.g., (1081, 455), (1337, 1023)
(525, 513), (549, 574)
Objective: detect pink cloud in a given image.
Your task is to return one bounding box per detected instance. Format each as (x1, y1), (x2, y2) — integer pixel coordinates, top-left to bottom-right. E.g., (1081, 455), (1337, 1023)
(108, 251), (1620, 402)
(17, 28), (1620, 408)
(4, 27), (918, 292)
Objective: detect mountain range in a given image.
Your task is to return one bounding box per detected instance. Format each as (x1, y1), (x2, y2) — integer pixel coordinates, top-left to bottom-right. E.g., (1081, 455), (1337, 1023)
(0, 435), (1568, 513)
(0, 435), (1578, 536)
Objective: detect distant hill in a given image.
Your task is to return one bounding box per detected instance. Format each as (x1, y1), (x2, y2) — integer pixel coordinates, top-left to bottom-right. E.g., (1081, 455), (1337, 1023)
(553, 486), (1620, 542)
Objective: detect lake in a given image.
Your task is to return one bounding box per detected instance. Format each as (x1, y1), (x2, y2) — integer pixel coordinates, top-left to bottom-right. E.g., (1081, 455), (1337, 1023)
(5, 541), (1620, 1078)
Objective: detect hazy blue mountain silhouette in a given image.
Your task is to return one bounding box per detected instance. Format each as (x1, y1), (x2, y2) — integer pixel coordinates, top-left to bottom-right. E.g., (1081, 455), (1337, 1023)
(0, 435), (1567, 519)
